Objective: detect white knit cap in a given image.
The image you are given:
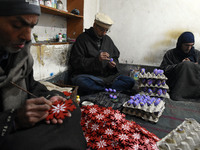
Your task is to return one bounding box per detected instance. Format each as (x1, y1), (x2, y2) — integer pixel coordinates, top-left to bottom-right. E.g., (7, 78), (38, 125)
(94, 12), (114, 29)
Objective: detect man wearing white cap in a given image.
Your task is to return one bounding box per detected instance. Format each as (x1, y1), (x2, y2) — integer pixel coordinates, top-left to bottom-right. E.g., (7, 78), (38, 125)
(69, 12), (135, 95)
(0, 0), (86, 149)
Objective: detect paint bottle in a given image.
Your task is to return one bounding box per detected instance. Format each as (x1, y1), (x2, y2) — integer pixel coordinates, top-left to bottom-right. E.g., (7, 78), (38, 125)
(76, 95), (80, 105)
(58, 33), (62, 42)
(62, 34), (67, 42)
(57, 0), (63, 10)
(39, 0), (44, 5)
(45, 0), (52, 7)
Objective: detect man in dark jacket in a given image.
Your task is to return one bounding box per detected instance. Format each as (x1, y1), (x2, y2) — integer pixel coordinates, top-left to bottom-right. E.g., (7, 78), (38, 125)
(160, 31), (200, 102)
(69, 12), (135, 95)
(0, 1), (86, 149)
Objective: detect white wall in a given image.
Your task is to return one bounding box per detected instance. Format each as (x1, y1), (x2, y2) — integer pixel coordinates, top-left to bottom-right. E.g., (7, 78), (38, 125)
(31, 44), (72, 80)
(84, 0), (99, 29)
(98, 0), (200, 66)
(32, 0), (200, 80)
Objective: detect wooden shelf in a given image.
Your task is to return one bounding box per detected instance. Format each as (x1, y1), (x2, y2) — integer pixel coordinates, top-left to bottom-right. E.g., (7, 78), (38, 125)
(32, 42), (74, 46)
(38, 0), (84, 40)
(40, 4), (83, 19)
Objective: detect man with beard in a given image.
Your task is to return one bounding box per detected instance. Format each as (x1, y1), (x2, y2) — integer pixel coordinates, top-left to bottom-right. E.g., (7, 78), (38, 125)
(69, 12), (135, 96)
(0, 0), (86, 149)
(160, 31), (200, 102)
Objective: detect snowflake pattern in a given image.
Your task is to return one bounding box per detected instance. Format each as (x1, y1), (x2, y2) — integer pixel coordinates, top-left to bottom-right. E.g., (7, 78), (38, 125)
(105, 128), (113, 136)
(85, 120), (90, 128)
(80, 105), (160, 150)
(118, 134), (128, 141)
(96, 114), (105, 120)
(85, 136), (90, 142)
(104, 109), (111, 115)
(89, 107), (98, 114)
(144, 138), (150, 144)
(132, 144), (139, 150)
(46, 99), (76, 120)
(121, 124), (130, 131)
(132, 133), (141, 140)
(114, 113), (122, 120)
(52, 103), (66, 114)
(96, 140), (107, 149)
(91, 123), (99, 131)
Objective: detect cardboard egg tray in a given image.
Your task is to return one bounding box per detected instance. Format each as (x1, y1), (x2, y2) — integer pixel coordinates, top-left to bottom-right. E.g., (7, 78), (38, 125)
(122, 106), (165, 123)
(138, 72), (168, 80)
(122, 94), (165, 123)
(138, 70), (170, 99)
(139, 91), (170, 99)
(157, 118), (200, 150)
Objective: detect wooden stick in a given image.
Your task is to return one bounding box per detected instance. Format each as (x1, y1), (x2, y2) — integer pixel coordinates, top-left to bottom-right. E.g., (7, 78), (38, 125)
(10, 81), (37, 98)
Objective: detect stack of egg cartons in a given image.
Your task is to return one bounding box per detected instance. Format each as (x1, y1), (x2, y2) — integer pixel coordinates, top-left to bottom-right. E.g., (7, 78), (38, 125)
(123, 68), (169, 123)
(157, 118), (200, 150)
(138, 68), (170, 99)
(122, 93), (165, 122)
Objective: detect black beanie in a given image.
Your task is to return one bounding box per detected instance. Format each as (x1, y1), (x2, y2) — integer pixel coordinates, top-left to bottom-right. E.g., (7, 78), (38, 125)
(0, 0), (41, 16)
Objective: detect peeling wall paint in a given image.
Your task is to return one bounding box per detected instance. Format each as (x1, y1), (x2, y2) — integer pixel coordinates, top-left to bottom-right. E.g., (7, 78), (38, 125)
(31, 44), (72, 80)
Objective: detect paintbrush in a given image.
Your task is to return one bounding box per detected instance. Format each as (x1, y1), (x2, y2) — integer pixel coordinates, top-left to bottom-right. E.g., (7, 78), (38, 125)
(10, 81), (38, 98)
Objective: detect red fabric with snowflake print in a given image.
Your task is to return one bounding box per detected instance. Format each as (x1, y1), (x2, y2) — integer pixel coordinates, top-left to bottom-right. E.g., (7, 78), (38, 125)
(81, 105), (160, 150)
(46, 99), (76, 121)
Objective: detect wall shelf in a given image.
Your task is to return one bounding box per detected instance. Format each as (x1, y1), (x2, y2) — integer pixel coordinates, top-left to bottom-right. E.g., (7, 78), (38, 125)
(40, 4), (83, 19)
(34, 0), (84, 45)
(32, 42), (74, 46)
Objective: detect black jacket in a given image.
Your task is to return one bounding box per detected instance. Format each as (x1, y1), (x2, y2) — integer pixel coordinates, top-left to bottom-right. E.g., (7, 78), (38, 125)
(69, 27), (120, 85)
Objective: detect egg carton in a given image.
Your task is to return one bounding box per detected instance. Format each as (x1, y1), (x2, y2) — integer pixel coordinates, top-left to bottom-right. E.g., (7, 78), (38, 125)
(139, 83), (169, 89)
(139, 91), (170, 99)
(157, 118), (200, 150)
(122, 105), (165, 123)
(122, 94), (165, 122)
(138, 72), (168, 80)
(123, 97), (165, 114)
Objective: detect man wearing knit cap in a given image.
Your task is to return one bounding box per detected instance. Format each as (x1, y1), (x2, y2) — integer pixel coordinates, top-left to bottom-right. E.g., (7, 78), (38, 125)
(160, 31), (200, 102)
(69, 12), (135, 96)
(0, 1), (86, 149)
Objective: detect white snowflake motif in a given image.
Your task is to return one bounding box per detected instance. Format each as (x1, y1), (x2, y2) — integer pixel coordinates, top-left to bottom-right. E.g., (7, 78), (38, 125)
(105, 128), (113, 136)
(96, 140), (107, 148)
(126, 121), (133, 126)
(85, 136), (90, 142)
(85, 120), (90, 128)
(103, 109), (111, 115)
(114, 113), (122, 120)
(132, 133), (140, 140)
(91, 124), (99, 131)
(135, 127), (139, 131)
(52, 103), (66, 114)
(111, 122), (116, 126)
(121, 124), (130, 131)
(118, 134), (128, 141)
(89, 108), (97, 114)
(132, 144), (139, 150)
(151, 143), (159, 150)
(96, 114), (105, 120)
(144, 138), (150, 144)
